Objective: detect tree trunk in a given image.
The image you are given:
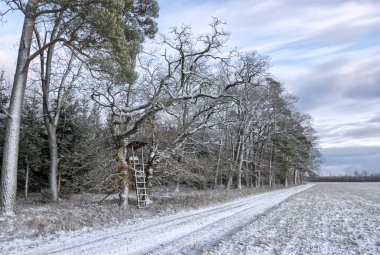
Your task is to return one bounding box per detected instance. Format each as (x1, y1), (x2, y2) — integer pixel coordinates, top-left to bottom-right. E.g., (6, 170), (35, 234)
(145, 146), (157, 205)
(214, 138), (222, 188)
(146, 166), (154, 188)
(146, 144), (157, 189)
(46, 123), (59, 201)
(245, 170), (249, 188)
(0, 3), (36, 215)
(226, 141), (235, 190)
(269, 148), (273, 187)
(119, 185), (129, 207)
(237, 142), (245, 190)
(25, 156), (30, 199)
(226, 165), (233, 190)
(226, 152), (235, 191)
(57, 162), (61, 193)
(285, 171), (288, 187)
(253, 150), (259, 188)
(116, 139), (129, 207)
(258, 171), (261, 188)
(145, 166), (154, 205)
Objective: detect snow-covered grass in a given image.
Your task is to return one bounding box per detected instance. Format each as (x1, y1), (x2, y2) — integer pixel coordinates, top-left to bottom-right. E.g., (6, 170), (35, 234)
(205, 182), (380, 255)
(0, 184), (287, 241)
(0, 184), (312, 255)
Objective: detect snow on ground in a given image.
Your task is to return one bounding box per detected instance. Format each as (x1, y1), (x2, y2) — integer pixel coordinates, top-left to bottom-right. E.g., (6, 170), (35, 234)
(0, 185), (282, 241)
(2, 183), (377, 255)
(205, 182), (380, 255)
(0, 184), (312, 255)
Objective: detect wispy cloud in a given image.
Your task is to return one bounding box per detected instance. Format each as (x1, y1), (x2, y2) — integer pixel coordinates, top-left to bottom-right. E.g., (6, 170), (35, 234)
(157, 0), (380, 174)
(0, 34), (19, 73)
(1, 0), (379, 175)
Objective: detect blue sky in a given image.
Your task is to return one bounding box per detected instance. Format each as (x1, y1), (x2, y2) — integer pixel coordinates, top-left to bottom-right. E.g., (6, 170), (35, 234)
(1, 0), (380, 175)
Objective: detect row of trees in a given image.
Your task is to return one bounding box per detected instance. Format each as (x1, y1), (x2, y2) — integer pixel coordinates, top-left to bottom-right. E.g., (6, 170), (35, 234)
(0, 0), (320, 215)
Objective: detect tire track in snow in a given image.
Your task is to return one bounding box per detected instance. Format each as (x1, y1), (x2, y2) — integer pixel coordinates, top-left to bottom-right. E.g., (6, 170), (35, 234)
(2, 184), (313, 255)
(5, 187), (297, 253)
(148, 184), (314, 255)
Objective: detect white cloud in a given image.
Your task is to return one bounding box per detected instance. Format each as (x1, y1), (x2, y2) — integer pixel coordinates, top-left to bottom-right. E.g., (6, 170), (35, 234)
(1, 0), (380, 175)
(156, 0), (380, 174)
(0, 30), (19, 74)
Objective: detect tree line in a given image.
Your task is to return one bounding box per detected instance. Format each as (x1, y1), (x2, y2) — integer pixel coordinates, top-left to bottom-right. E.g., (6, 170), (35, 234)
(309, 175), (380, 182)
(0, 0), (321, 215)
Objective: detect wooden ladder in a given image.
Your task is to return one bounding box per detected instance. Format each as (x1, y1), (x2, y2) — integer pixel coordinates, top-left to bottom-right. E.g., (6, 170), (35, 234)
(131, 149), (147, 208)
(134, 165), (147, 208)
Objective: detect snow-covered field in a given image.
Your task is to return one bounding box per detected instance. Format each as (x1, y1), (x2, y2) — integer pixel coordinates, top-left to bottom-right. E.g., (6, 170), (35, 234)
(205, 182), (380, 255)
(1, 183), (379, 255)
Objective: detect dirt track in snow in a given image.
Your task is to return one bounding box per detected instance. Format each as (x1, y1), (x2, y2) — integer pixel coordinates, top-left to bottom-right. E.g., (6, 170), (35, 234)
(1, 184), (312, 255)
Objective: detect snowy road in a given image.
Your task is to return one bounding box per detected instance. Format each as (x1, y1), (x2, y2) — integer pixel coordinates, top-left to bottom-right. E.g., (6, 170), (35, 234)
(1, 184), (312, 255)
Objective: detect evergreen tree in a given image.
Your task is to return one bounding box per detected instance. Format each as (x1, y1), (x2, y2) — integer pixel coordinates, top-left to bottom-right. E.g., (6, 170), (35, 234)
(57, 99), (108, 194)
(0, 70), (10, 169)
(18, 95), (45, 198)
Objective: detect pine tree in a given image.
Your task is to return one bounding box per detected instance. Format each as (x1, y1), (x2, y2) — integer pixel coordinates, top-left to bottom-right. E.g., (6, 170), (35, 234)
(1, 0), (159, 214)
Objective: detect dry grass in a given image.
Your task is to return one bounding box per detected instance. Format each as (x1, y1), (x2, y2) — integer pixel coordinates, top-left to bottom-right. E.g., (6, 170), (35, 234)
(0, 184), (292, 241)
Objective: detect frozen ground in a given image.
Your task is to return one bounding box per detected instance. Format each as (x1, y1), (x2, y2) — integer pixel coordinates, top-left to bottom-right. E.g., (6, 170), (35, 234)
(205, 182), (380, 255)
(1, 183), (378, 255)
(0, 185), (284, 240)
(0, 184), (312, 255)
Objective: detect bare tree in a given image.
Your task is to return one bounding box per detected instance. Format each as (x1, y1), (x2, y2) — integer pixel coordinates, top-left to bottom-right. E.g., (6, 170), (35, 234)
(91, 19), (270, 205)
(30, 44), (82, 200)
